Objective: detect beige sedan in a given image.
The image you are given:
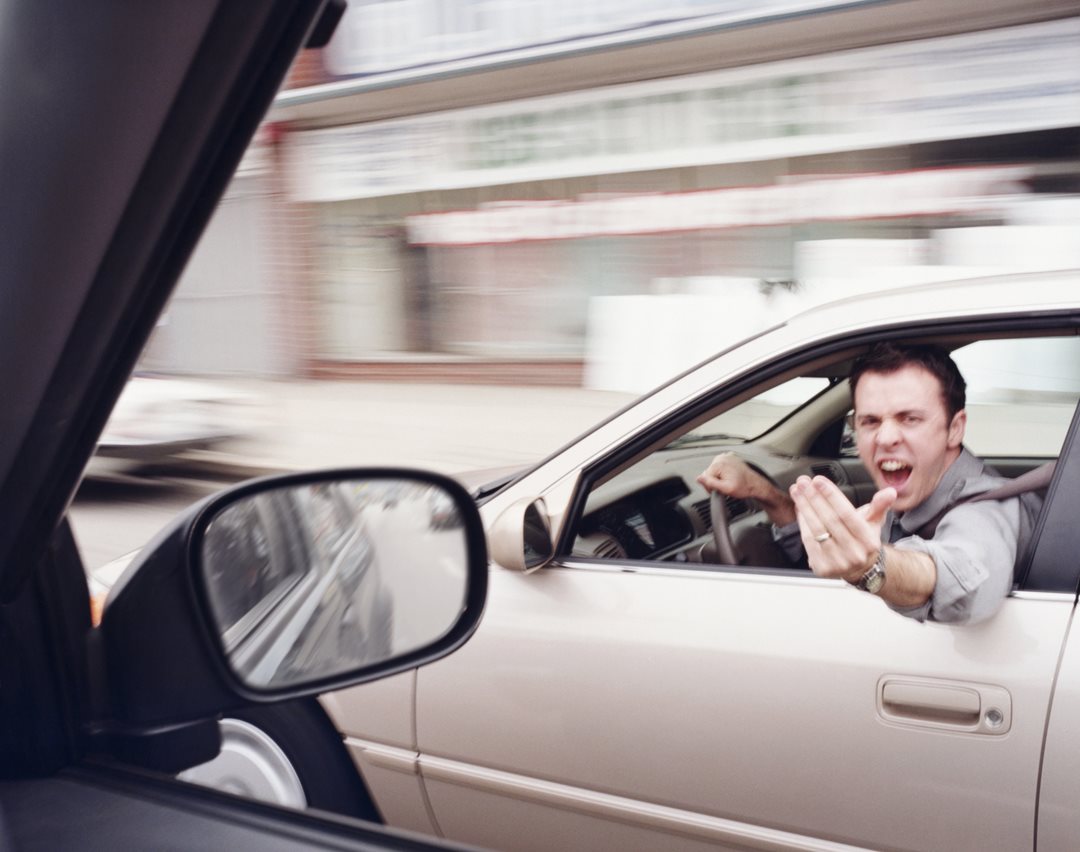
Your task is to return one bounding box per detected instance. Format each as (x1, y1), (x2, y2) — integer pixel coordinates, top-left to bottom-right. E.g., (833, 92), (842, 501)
(321, 270), (1080, 852)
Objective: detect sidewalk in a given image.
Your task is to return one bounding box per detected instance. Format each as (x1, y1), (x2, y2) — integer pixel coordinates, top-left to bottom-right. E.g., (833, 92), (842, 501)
(201, 379), (639, 479)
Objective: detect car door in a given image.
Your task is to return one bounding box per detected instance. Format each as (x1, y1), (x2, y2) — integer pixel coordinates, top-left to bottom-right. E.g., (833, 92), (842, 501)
(407, 327), (1080, 852)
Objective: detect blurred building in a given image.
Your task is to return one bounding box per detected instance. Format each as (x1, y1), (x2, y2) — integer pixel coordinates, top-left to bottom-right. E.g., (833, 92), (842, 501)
(146, 0), (1080, 388)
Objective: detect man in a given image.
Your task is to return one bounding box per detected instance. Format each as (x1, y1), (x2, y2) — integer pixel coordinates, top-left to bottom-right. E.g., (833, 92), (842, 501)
(697, 342), (1038, 624)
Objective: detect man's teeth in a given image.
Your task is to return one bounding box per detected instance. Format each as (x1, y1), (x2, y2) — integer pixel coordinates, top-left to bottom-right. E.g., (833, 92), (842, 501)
(880, 460), (909, 472)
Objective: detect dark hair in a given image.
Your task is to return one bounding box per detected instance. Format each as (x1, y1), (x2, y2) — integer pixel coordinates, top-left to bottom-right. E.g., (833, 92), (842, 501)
(849, 343), (966, 419)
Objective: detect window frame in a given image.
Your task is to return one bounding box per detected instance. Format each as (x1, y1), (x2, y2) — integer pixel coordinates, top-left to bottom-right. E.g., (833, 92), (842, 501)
(555, 316), (1080, 595)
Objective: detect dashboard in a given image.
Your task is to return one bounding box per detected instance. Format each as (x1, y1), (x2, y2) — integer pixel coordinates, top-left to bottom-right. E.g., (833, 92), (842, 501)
(575, 477), (694, 560)
(570, 443), (856, 567)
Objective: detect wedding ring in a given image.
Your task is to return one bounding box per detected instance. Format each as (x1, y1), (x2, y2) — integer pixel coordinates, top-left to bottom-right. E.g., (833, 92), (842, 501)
(814, 532), (832, 543)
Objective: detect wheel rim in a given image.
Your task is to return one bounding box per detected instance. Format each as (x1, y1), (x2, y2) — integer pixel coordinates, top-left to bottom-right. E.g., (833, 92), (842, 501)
(177, 718), (306, 809)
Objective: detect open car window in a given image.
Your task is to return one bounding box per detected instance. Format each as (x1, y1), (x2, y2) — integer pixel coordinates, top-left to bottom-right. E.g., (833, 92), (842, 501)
(955, 338), (1080, 458)
(568, 332), (1080, 572)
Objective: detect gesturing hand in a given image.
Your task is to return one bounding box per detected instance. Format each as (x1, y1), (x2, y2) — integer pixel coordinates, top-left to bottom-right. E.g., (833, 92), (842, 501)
(790, 475), (896, 583)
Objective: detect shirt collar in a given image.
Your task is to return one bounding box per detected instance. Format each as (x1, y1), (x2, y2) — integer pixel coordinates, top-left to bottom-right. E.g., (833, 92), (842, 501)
(895, 446), (985, 535)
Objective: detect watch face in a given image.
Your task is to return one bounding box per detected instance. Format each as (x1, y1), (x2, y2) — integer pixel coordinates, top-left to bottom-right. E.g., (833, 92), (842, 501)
(863, 568), (886, 594)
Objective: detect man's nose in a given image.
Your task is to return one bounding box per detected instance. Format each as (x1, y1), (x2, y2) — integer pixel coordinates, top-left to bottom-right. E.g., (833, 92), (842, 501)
(876, 418), (902, 446)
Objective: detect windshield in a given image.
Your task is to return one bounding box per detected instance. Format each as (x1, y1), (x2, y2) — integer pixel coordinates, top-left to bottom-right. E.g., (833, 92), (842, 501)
(665, 376), (833, 449)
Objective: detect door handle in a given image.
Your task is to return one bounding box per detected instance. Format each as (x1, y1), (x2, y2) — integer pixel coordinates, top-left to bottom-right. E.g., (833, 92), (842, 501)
(877, 676), (1011, 735)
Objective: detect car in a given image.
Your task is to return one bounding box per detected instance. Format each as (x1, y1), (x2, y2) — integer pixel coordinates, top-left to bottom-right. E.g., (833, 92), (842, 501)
(86, 375), (261, 478)
(319, 270), (1080, 852)
(0, 2), (491, 851)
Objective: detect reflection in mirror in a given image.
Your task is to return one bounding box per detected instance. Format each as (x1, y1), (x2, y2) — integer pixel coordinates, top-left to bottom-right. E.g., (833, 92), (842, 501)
(200, 478), (469, 690)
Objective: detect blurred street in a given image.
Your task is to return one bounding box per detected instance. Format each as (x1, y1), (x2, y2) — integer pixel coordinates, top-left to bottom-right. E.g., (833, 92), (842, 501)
(71, 379), (636, 569)
(184, 378), (637, 476)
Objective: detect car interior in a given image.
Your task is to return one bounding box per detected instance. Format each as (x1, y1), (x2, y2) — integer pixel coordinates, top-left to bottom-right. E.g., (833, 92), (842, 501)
(568, 331), (1079, 573)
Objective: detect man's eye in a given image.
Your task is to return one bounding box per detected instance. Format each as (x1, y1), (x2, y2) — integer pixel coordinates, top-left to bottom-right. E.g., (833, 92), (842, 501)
(902, 415), (922, 425)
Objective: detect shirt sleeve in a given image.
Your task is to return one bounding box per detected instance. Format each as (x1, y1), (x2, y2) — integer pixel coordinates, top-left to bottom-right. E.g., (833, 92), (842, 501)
(888, 497), (1020, 624)
(772, 520), (804, 563)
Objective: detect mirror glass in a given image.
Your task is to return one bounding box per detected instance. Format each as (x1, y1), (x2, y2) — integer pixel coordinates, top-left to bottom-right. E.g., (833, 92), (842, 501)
(199, 477), (469, 690)
(523, 502), (553, 569)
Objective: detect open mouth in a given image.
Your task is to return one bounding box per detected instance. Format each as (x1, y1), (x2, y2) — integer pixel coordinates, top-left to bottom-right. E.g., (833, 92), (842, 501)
(879, 459), (912, 490)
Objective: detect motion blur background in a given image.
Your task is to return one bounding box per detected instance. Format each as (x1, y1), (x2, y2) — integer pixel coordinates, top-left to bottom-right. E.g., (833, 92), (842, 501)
(144, 0), (1080, 393)
(75, 0), (1080, 569)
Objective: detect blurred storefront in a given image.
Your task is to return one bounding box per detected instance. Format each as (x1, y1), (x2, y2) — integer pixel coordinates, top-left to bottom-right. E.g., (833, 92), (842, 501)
(163, 0), (1080, 385)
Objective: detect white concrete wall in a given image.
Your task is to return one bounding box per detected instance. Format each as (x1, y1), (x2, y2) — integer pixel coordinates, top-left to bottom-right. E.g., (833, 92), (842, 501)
(583, 216), (1080, 393)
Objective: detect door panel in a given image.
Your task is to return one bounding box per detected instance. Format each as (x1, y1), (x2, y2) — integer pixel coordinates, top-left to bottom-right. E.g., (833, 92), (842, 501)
(422, 752), (869, 852)
(417, 565), (1071, 851)
(1035, 611), (1080, 851)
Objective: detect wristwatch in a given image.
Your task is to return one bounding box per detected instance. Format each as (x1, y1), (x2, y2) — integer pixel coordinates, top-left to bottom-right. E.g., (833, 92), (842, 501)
(852, 546), (887, 594)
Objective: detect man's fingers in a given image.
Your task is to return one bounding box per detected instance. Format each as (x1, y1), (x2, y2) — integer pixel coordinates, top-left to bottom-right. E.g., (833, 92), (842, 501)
(859, 487), (897, 525)
(791, 477), (848, 547)
(810, 475), (863, 518)
(791, 475), (882, 581)
(793, 477), (855, 536)
(697, 471), (731, 494)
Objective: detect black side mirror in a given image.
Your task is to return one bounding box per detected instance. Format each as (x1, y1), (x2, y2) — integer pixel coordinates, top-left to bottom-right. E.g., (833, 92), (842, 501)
(91, 468), (487, 770)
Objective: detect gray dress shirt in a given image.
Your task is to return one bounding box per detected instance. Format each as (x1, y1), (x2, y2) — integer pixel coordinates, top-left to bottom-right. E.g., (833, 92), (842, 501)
(774, 448), (1037, 624)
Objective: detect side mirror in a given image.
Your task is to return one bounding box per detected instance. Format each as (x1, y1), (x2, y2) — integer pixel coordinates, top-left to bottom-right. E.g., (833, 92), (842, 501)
(96, 469), (487, 748)
(489, 497), (554, 572)
(199, 476), (475, 691)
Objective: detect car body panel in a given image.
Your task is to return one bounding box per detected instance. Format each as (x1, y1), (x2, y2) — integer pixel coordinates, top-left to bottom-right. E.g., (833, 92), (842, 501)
(414, 568), (1070, 851)
(325, 270), (1080, 850)
(1036, 616), (1080, 849)
(322, 671), (439, 833)
(343, 737), (440, 837)
(323, 671), (417, 751)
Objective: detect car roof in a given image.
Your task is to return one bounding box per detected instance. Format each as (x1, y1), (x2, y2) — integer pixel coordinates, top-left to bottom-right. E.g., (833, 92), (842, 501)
(781, 268), (1080, 339)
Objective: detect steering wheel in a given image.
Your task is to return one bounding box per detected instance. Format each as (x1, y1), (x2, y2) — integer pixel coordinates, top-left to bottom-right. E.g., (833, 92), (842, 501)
(710, 490), (739, 565)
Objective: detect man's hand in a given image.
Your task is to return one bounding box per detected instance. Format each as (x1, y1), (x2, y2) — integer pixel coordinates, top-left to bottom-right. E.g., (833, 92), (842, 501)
(790, 475), (936, 606)
(697, 453), (796, 526)
(789, 475), (893, 583)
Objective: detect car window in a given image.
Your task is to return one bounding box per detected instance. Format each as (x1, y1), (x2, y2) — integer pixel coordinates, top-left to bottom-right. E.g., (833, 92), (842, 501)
(568, 333), (1080, 570)
(955, 338), (1080, 458)
(667, 376), (834, 448)
(836, 337), (1080, 460)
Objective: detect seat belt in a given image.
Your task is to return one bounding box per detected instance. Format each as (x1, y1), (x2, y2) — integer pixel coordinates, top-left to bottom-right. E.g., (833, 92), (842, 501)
(915, 460), (1056, 540)
(968, 460), (1057, 504)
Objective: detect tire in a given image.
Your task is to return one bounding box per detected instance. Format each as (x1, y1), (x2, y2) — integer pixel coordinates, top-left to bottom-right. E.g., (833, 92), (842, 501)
(177, 698), (382, 821)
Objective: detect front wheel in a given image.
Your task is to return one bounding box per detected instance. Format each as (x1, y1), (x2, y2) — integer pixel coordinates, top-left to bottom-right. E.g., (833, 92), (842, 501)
(178, 698), (381, 820)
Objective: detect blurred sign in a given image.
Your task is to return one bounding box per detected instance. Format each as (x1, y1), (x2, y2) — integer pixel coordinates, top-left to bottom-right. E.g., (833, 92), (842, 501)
(289, 18), (1080, 202)
(324, 0), (863, 78)
(404, 166), (1032, 244)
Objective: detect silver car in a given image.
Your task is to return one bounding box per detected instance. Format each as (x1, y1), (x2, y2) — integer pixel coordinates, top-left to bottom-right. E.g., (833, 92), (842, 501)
(320, 270), (1080, 852)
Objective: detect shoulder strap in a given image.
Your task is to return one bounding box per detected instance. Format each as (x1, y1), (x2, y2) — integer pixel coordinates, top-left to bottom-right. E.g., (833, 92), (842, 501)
(914, 460), (1056, 540)
(967, 460), (1057, 504)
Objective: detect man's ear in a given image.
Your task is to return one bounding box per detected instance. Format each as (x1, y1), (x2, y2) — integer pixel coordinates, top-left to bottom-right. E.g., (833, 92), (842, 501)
(947, 409), (967, 448)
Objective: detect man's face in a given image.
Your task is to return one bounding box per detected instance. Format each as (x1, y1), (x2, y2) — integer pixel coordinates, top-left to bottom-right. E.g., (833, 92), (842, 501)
(852, 364), (966, 512)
